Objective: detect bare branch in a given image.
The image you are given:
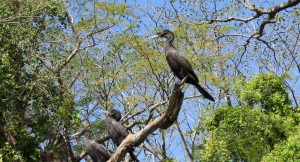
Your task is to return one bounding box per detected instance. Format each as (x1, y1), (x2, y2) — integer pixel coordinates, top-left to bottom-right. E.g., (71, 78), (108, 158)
(239, 0), (300, 14)
(141, 143), (164, 161)
(61, 0), (76, 35)
(107, 81), (185, 161)
(209, 14), (261, 24)
(175, 121), (193, 161)
(54, 25), (115, 74)
(209, 0), (300, 38)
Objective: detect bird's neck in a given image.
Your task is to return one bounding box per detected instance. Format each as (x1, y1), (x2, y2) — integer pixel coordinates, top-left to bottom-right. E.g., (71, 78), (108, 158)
(83, 137), (91, 146)
(164, 39), (175, 51)
(164, 32), (175, 51)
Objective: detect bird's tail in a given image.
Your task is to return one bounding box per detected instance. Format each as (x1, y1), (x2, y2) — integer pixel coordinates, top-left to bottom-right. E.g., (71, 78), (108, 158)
(195, 83), (215, 101)
(129, 150), (139, 162)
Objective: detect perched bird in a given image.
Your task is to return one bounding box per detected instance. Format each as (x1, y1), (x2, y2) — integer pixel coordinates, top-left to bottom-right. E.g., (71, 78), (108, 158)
(72, 129), (110, 162)
(150, 29), (215, 101)
(103, 109), (139, 162)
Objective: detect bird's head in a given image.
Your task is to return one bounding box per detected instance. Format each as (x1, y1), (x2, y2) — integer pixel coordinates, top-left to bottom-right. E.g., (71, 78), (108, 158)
(150, 29), (174, 40)
(103, 109), (122, 121)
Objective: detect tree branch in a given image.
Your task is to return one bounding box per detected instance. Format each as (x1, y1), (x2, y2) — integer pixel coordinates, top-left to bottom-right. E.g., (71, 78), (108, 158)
(107, 78), (186, 162)
(175, 121), (193, 161)
(0, 112), (17, 149)
(239, 0), (300, 14)
(209, 0), (300, 38)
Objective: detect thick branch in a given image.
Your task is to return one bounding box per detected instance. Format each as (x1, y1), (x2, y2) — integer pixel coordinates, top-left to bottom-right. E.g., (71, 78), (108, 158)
(210, 0), (300, 24)
(239, 0), (300, 14)
(107, 80), (186, 162)
(210, 0), (300, 38)
(0, 112), (17, 149)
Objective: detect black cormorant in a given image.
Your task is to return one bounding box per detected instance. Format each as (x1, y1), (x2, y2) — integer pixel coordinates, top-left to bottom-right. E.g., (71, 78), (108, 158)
(150, 29), (215, 101)
(72, 129), (110, 162)
(103, 109), (139, 162)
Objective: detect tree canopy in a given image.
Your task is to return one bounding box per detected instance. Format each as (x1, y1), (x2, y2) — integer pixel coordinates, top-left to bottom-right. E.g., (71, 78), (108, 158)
(0, 0), (299, 161)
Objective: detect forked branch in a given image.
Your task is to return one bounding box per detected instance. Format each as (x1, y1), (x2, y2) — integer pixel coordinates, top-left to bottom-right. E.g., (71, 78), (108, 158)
(209, 0), (300, 38)
(107, 77), (187, 162)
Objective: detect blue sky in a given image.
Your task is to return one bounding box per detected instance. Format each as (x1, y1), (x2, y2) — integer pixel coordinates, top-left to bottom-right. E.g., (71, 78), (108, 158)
(68, 0), (300, 161)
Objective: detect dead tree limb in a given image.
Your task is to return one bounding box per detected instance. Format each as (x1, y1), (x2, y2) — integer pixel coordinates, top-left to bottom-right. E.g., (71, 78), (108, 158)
(107, 77), (187, 162)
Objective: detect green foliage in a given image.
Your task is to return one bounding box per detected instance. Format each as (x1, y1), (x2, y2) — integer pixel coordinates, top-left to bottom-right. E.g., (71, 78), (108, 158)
(89, 119), (107, 134)
(199, 106), (295, 161)
(95, 2), (129, 15)
(0, 142), (23, 161)
(219, 26), (235, 34)
(0, 0), (75, 160)
(197, 73), (298, 161)
(292, 8), (300, 16)
(75, 2), (130, 30)
(1, 0), (299, 161)
(0, 57), (16, 110)
(164, 157), (176, 162)
(262, 126), (300, 161)
(240, 73), (293, 116)
(196, 139), (231, 161)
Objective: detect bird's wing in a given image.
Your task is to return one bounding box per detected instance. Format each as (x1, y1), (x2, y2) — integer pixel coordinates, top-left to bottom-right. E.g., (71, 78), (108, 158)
(91, 141), (111, 160)
(110, 119), (129, 138)
(106, 117), (129, 145)
(88, 141), (110, 162)
(166, 50), (199, 82)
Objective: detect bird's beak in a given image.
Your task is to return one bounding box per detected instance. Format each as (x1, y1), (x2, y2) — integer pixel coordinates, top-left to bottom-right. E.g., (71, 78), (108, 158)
(71, 132), (81, 137)
(149, 34), (160, 39)
(102, 110), (111, 116)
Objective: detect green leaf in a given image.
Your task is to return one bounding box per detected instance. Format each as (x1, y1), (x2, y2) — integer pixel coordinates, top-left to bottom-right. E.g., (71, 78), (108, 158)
(219, 26), (235, 34)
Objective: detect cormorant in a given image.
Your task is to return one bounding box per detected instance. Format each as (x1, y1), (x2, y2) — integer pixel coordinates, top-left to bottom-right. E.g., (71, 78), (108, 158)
(103, 109), (139, 162)
(150, 29), (215, 101)
(72, 129), (110, 162)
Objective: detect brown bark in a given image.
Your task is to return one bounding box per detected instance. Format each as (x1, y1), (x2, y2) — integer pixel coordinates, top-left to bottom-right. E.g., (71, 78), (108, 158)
(0, 112), (17, 149)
